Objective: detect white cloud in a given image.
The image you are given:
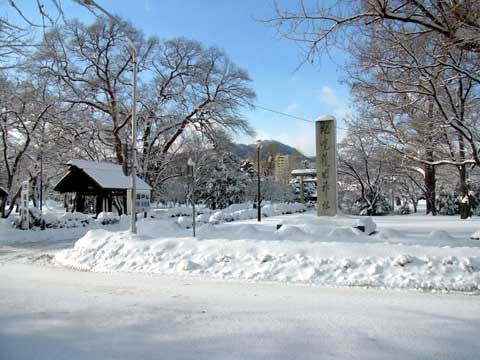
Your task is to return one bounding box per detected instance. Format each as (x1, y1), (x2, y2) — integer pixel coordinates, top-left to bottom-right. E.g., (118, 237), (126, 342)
(333, 106), (349, 121)
(144, 0), (152, 12)
(285, 102), (300, 115)
(318, 85), (352, 122)
(254, 122), (316, 157)
(319, 86), (339, 106)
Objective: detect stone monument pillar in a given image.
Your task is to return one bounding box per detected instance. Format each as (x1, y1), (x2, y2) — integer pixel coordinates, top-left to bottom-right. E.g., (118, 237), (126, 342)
(316, 115), (337, 216)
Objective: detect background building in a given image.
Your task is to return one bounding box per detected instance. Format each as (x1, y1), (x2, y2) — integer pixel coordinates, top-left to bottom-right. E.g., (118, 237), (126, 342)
(273, 154), (303, 185)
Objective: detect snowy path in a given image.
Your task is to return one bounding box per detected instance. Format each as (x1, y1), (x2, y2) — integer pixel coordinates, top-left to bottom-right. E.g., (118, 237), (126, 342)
(1, 263), (480, 360)
(0, 238), (77, 264)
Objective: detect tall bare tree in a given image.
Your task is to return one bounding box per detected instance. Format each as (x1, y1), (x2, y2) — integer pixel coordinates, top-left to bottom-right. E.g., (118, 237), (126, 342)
(33, 16), (156, 165)
(136, 38), (255, 189)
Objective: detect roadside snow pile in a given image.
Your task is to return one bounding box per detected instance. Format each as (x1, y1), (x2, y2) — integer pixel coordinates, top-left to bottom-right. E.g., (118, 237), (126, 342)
(356, 217), (377, 235)
(470, 230), (480, 240)
(428, 230), (453, 241)
(56, 223), (480, 292)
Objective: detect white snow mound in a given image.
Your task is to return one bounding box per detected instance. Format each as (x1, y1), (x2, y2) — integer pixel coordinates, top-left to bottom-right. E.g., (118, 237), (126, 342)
(55, 227), (480, 292)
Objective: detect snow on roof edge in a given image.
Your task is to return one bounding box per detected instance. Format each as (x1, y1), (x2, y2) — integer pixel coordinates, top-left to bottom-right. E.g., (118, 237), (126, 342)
(66, 159), (152, 191)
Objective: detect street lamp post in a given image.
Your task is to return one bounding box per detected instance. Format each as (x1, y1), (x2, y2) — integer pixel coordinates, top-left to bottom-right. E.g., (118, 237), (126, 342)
(77, 0), (138, 234)
(256, 140), (262, 222)
(391, 175), (396, 213)
(187, 158), (196, 237)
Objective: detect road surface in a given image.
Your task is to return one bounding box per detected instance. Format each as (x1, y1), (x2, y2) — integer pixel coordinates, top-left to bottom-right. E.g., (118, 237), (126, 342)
(1, 260), (479, 360)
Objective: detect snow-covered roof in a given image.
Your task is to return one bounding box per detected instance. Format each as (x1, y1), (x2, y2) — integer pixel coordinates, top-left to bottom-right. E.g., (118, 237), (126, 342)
(67, 160), (152, 191)
(291, 168), (316, 176)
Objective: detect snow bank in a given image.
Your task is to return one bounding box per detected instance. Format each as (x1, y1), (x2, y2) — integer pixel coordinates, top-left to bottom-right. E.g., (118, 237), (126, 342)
(55, 220), (480, 292)
(470, 230), (480, 240)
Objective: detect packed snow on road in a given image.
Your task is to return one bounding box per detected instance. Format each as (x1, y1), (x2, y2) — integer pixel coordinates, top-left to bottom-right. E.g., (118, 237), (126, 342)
(1, 262), (480, 360)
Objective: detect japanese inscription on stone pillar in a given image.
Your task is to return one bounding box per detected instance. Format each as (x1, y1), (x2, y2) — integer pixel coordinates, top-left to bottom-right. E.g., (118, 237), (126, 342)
(316, 116), (337, 216)
(21, 180), (29, 229)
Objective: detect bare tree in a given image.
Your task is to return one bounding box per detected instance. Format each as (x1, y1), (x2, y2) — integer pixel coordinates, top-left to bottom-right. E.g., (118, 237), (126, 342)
(33, 16), (156, 165)
(268, 1), (480, 59)
(137, 38), (255, 189)
(338, 120), (393, 215)
(344, 19), (480, 215)
(0, 76), (55, 217)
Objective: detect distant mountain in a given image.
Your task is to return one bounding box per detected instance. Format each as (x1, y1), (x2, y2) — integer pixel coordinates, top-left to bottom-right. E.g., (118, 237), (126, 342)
(229, 140), (309, 162)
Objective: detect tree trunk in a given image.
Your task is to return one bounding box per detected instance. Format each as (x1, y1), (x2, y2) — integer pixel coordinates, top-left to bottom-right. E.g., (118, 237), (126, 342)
(458, 164), (470, 219)
(424, 164), (436, 215)
(0, 197), (6, 218)
(458, 135), (470, 219)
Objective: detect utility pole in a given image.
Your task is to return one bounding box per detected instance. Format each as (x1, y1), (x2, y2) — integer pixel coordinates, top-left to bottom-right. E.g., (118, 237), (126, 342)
(187, 158), (196, 237)
(256, 140), (262, 222)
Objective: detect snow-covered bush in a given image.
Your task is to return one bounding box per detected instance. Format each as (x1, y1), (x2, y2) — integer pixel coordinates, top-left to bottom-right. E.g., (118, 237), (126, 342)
(209, 211), (235, 224)
(350, 195), (392, 216)
(195, 152), (249, 210)
(11, 208), (91, 229)
(163, 206), (210, 218)
(437, 190), (459, 215)
(165, 206), (194, 218)
(208, 202), (306, 225)
(289, 177), (316, 203)
(398, 200), (411, 215)
(96, 212), (119, 225)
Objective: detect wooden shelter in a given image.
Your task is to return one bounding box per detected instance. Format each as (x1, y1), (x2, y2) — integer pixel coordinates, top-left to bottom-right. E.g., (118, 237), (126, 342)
(54, 160), (152, 215)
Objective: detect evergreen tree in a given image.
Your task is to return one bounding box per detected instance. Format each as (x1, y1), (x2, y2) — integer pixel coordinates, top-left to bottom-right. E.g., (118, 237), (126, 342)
(196, 152), (248, 210)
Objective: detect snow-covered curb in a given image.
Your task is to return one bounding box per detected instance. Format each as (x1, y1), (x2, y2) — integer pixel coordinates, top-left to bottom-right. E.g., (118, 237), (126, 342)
(55, 226), (480, 293)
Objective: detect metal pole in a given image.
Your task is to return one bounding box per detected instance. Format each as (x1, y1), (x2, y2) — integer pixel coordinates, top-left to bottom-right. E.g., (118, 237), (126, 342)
(391, 175), (395, 213)
(257, 146), (261, 222)
(130, 50), (137, 234)
(39, 150), (43, 212)
(39, 117), (45, 213)
(192, 168), (196, 237)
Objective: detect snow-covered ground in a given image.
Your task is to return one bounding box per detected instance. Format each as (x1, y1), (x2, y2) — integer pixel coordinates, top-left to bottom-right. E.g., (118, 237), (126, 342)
(3, 200), (480, 292)
(50, 210), (480, 292)
(0, 202), (305, 245)
(1, 262), (480, 360)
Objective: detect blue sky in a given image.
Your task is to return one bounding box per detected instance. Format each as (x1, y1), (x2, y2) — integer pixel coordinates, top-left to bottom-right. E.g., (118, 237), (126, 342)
(3, 0), (351, 156)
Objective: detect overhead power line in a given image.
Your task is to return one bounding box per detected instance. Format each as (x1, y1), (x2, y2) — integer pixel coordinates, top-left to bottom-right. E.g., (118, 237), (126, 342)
(250, 102), (349, 131)
(250, 103), (315, 123)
